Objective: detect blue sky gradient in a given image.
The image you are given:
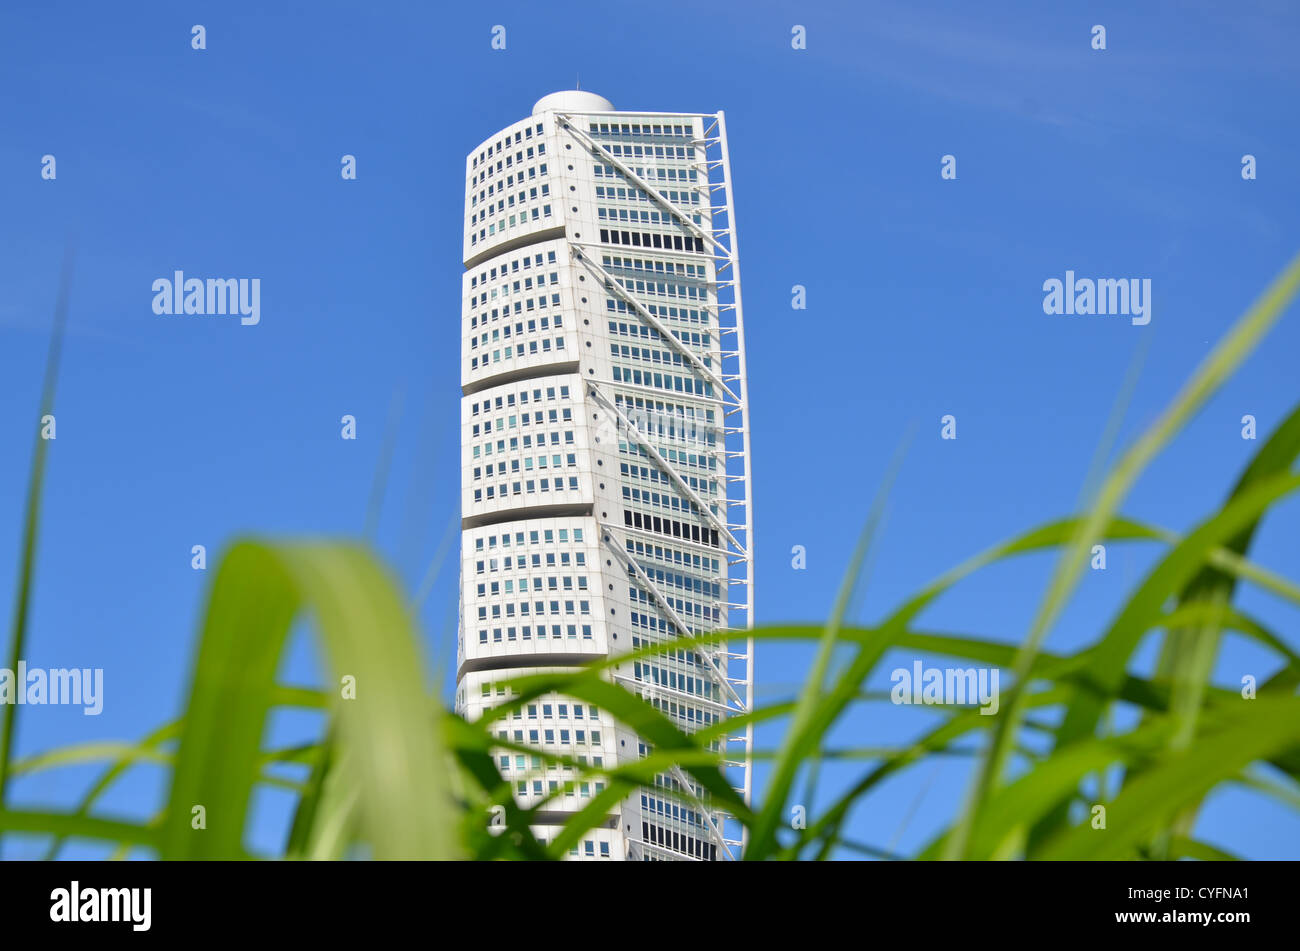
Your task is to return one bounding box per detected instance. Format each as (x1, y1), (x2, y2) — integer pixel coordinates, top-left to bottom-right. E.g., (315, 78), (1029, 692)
(1, 0), (1297, 858)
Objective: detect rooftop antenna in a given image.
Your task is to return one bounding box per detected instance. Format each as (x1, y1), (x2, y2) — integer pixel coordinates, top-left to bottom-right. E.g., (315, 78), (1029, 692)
(576, 75), (580, 90)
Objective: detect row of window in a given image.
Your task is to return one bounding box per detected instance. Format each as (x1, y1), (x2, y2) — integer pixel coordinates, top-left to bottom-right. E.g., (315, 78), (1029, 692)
(587, 120), (693, 140)
(625, 537), (721, 576)
(624, 508), (720, 548)
(642, 793), (706, 834)
(472, 525), (585, 550)
(620, 461), (719, 511)
(598, 205), (700, 233)
(470, 271), (560, 309)
(508, 772), (611, 806)
(611, 341), (712, 372)
(475, 551), (587, 573)
(472, 453), (578, 480)
(629, 583), (718, 627)
(472, 406), (572, 436)
(634, 660), (721, 702)
(471, 311), (563, 342)
(474, 428), (574, 458)
(608, 319), (712, 353)
(638, 690), (720, 730)
(470, 383), (571, 417)
(614, 392), (717, 426)
(603, 253), (706, 280)
(631, 607), (683, 640)
(474, 429), (574, 461)
(602, 140), (696, 162)
(495, 725), (603, 746)
(622, 424), (717, 456)
(470, 303), (563, 335)
(476, 598), (592, 621)
(608, 298), (712, 328)
(600, 163), (700, 187)
(616, 394), (722, 446)
(471, 122), (546, 173)
(471, 162), (547, 201)
(479, 684), (600, 718)
(469, 250), (559, 291)
(624, 441), (720, 475)
(631, 561), (721, 601)
(485, 700), (605, 740)
(612, 363), (713, 398)
(515, 778), (607, 801)
(509, 753), (602, 773)
(642, 822), (715, 860)
(616, 407), (719, 453)
(477, 623), (594, 643)
(647, 766), (724, 805)
(609, 272), (708, 304)
(472, 475), (579, 503)
(623, 484), (698, 518)
(470, 180), (550, 224)
(601, 138), (696, 162)
(595, 185), (699, 208)
(599, 227), (704, 253)
(476, 574), (588, 595)
(491, 699), (598, 720)
(630, 635), (712, 673)
(593, 157), (699, 188)
(508, 735), (604, 757)
(470, 203), (554, 247)
(470, 335), (567, 370)
(471, 162), (549, 205)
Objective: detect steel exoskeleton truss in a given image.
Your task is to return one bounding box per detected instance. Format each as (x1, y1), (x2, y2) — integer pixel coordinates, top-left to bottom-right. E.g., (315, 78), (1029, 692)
(555, 110), (755, 859)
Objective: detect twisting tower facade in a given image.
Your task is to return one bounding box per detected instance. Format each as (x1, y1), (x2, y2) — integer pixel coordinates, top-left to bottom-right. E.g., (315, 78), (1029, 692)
(456, 90), (754, 860)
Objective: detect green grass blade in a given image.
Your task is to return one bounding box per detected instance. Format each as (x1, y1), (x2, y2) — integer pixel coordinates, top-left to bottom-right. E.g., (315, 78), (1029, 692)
(950, 249), (1300, 860)
(1026, 471), (1300, 848)
(441, 716), (550, 860)
(1036, 696), (1300, 859)
(1146, 402), (1300, 853)
(11, 742), (171, 777)
(42, 720), (181, 860)
(284, 726), (337, 858)
(159, 540), (460, 859)
(1, 248), (74, 821)
(0, 809), (157, 850)
(743, 516), (1166, 860)
(790, 432), (910, 849)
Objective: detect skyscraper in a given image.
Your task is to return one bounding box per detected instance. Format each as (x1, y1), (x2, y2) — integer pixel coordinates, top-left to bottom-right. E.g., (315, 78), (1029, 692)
(456, 91), (754, 860)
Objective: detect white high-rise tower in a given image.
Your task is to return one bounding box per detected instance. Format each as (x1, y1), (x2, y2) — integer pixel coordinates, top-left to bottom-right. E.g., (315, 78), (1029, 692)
(456, 91), (754, 860)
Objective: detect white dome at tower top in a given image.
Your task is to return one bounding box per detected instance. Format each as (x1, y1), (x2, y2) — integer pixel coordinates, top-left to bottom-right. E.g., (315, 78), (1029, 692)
(531, 90), (616, 115)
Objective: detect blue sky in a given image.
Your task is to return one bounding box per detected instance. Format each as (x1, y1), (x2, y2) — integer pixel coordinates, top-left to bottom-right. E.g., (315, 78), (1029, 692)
(1, 0), (1297, 859)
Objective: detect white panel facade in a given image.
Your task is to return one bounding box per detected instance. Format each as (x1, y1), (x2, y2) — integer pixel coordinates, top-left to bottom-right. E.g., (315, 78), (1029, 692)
(457, 91), (753, 861)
